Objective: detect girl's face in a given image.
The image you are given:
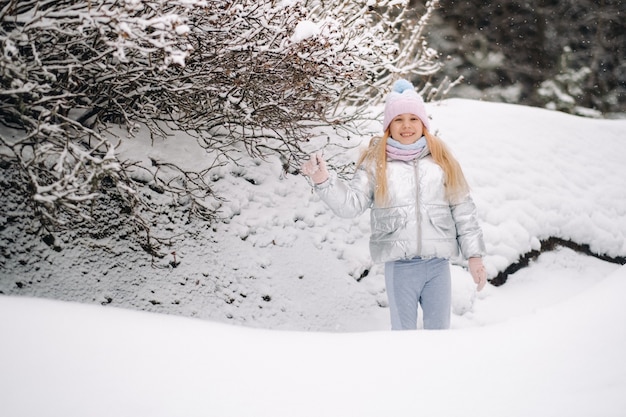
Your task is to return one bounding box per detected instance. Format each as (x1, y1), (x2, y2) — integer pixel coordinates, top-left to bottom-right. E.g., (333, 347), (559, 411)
(389, 113), (424, 145)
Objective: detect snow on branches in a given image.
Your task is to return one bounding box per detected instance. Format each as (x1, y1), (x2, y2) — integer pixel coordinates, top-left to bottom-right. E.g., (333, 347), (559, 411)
(175, 0), (446, 163)
(0, 0), (201, 232)
(0, 0), (446, 247)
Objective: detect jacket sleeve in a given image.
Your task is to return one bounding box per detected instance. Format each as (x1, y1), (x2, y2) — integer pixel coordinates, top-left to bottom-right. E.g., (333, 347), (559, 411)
(450, 194), (486, 259)
(313, 166), (374, 219)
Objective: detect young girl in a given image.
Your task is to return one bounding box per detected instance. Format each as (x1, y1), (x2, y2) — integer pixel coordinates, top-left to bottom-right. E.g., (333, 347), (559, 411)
(301, 79), (487, 330)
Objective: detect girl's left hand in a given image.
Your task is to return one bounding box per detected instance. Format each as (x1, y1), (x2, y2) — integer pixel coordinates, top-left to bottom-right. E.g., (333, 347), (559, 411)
(468, 257), (487, 291)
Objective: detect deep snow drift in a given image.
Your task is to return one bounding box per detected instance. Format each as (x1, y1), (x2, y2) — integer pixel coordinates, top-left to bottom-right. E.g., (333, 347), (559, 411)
(1, 263), (625, 417)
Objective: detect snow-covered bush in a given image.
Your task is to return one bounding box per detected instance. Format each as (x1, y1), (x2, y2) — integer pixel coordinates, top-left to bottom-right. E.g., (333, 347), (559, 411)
(0, 0), (200, 238)
(0, 0), (445, 252)
(176, 0), (447, 162)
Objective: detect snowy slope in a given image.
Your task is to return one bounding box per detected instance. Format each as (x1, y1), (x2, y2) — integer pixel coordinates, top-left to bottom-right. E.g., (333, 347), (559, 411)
(1, 263), (625, 417)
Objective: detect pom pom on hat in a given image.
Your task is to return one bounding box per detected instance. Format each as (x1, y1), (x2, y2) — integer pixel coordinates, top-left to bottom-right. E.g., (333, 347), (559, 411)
(392, 79), (414, 94)
(383, 79), (430, 132)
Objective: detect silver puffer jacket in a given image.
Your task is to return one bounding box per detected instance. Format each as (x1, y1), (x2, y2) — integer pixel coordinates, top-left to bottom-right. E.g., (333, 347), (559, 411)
(314, 154), (486, 264)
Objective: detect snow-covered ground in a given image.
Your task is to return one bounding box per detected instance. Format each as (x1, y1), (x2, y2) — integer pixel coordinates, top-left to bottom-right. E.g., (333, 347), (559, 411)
(1, 99), (626, 416)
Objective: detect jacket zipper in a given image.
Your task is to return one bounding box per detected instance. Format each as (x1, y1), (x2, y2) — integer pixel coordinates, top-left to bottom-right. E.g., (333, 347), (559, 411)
(414, 159), (422, 256)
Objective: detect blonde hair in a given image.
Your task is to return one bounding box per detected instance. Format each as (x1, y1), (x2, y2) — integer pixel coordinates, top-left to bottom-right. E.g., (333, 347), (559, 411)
(357, 128), (469, 206)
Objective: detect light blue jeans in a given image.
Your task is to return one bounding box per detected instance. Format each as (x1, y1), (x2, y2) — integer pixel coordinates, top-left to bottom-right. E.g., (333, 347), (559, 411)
(385, 257), (451, 330)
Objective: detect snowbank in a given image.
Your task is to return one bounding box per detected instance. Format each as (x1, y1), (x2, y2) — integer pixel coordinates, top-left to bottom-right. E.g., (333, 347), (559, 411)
(1, 264), (625, 417)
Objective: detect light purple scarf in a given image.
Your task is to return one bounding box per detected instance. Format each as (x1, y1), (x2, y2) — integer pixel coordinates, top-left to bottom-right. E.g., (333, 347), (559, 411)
(386, 136), (428, 161)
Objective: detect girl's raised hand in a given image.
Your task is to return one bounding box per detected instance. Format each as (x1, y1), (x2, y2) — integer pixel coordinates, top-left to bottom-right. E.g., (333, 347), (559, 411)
(300, 153), (329, 185)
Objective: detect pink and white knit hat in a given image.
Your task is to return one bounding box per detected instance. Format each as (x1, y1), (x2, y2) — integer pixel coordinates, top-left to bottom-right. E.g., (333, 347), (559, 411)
(382, 79), (430, 132)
